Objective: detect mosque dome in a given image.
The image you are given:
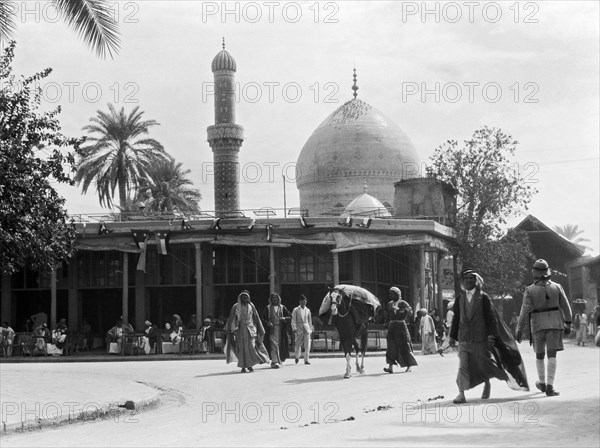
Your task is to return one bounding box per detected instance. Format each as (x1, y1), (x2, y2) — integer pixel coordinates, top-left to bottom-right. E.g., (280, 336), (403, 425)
(342, 186), (392, 218)
(295, 96), (420, 216)
(211, 49), (236, 72)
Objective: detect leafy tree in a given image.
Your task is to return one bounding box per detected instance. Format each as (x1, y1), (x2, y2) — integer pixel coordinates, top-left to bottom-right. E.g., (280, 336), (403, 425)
(0, 0), (120, 58)
(553, 224), (592, 254)
(135, 157), (202, 213)
(0, 42), (80, 275)
(75, 104), (170, 211)
(428, 126), (537, 294)
(470, 229), (534, 298)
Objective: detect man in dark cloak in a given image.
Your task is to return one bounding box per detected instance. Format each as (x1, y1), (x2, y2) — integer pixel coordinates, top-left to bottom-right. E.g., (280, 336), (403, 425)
(450, 268), (529, 404)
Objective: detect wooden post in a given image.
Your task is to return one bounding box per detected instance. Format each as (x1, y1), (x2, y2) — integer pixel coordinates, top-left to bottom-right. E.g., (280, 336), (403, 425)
(202, 245), (215, 317)
(195, 243), (203, 329)
(122, 252), (129, 323)
(453, 253), (460, 299)
(135, 257), (146, 330)
(332, 252), (340, 285)
(1, 274), (12, 324)
(269, 246), (276, 294)
(50, 268), (57, 329)
(352, 251), (361, 286)
(419, 244), (426, 310)
(68, 258), (79, 330)
(437, 252), (444, 311)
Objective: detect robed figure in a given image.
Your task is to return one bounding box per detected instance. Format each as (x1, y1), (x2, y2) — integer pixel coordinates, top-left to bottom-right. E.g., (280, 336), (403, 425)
(261, 293), (292, 368)
(224, 290), (269, 373)
(450, 268), (529, 404)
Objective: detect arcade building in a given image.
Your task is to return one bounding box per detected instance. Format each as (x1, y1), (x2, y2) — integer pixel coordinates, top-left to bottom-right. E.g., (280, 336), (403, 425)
(0, 44), (457, 336)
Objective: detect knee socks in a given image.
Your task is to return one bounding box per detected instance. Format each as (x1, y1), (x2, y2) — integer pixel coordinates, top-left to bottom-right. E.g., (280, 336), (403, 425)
(536, 358), (546, 383)
(547, 357), (557, 386)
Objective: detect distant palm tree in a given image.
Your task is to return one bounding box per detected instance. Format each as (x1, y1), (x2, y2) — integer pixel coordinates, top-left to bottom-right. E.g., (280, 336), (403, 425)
(553, 224), (592, 253)
(136, 157), (202, 213)
(0, 0), (120, 58)
(75, 104), (170, 210)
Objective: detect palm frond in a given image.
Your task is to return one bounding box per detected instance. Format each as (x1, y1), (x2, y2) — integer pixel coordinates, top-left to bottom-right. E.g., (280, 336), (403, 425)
(0, 1), (18, 43)
(55, 0), (120, 59)
(76, 104), (171, 210)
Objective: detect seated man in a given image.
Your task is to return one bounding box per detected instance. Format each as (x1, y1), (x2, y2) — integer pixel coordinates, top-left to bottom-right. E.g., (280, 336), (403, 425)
(122, 318), (134, 335)
(170, 314), (183, 344)
(46, 320), (68, 356)
(0, 321), (15, 356)
(79, 319), (93, 351)
(141, 320), (158, 354)
(53, 319), (68, 348)
(33, 323), (50, 354)
(107, 319), (125, 345)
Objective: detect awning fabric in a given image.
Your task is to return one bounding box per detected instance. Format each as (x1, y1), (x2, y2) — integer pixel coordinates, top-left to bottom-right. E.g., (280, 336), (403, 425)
(75, 230), (449, 253)
(332, 232), (451, 253)
(74, 236), (141, 253)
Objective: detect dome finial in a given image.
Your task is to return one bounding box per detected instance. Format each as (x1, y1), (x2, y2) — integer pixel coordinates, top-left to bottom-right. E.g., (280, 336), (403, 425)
(363, 183), (368, 193)
(352, 67), (359, 99)
(222, 37), (225, 50)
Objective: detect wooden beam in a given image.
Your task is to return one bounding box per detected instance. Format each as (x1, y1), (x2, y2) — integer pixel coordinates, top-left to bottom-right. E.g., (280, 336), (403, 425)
(68, 258), (79, 329)
(437, 252), (444, 311)
(419, 244), (426, 309)
(50, 269), (57, 329)
(269, 246), (276, 294)
(352, 251), (361, 286)
(195, 243), (203, 329)
(135, 257), (146, 330)
(333, 252), (340, 285)
(122, 252), (129, 323)
(1, 274), (12, 325)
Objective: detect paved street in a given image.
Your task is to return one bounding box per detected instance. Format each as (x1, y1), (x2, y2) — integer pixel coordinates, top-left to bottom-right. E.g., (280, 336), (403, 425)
(1, 341), (598, 447)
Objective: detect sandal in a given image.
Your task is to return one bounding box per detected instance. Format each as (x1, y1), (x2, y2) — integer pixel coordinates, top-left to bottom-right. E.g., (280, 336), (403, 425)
(453, 394), (466, 404)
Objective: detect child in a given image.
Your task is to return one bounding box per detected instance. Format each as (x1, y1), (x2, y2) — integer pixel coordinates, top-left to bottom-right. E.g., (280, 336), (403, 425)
(200, 318), (212, 353)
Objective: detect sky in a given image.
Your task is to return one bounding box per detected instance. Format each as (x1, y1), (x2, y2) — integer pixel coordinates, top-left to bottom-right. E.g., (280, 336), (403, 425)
(5, 0), (599, 254)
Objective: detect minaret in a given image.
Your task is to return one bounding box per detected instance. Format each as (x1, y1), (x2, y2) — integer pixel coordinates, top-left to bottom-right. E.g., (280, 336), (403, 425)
(207, 39), (244, 216)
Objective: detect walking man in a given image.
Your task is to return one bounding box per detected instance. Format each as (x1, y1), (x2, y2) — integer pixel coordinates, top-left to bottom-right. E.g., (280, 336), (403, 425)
(449, 268), (508, 404)
(261, 293), (292, 368)
(515, 259), (572, 396)
(292, 294), (313, 364)
(224, 290), (269, 373)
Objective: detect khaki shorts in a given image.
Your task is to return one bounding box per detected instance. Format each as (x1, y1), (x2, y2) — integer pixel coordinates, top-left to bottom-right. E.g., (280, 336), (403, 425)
(532, 329), (564, 352)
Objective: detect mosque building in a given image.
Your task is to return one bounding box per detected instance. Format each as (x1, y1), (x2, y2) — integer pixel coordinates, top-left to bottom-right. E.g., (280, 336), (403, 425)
(296, 69), (420, 217)
(0, 44), (456, 338)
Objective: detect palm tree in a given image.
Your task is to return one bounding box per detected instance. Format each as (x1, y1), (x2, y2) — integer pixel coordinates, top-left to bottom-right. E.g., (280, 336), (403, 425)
(553, 224), (592, 253)
(75, 104), (170, 210)
(0, 0), (120, 58)
(136, 157), (202, 213)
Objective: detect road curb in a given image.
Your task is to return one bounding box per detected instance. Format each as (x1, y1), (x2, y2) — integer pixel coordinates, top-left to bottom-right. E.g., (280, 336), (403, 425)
(1, 388), (161, 435)
(0, 351), (392, 364)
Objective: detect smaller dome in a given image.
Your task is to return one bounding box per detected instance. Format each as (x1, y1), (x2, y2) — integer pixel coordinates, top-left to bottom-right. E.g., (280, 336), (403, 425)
(342, 188), (391, 218)
(212, 50), (236, 72)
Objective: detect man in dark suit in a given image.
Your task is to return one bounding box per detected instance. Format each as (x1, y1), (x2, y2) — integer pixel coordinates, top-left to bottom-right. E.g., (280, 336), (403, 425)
(449, 268), (507, 404)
